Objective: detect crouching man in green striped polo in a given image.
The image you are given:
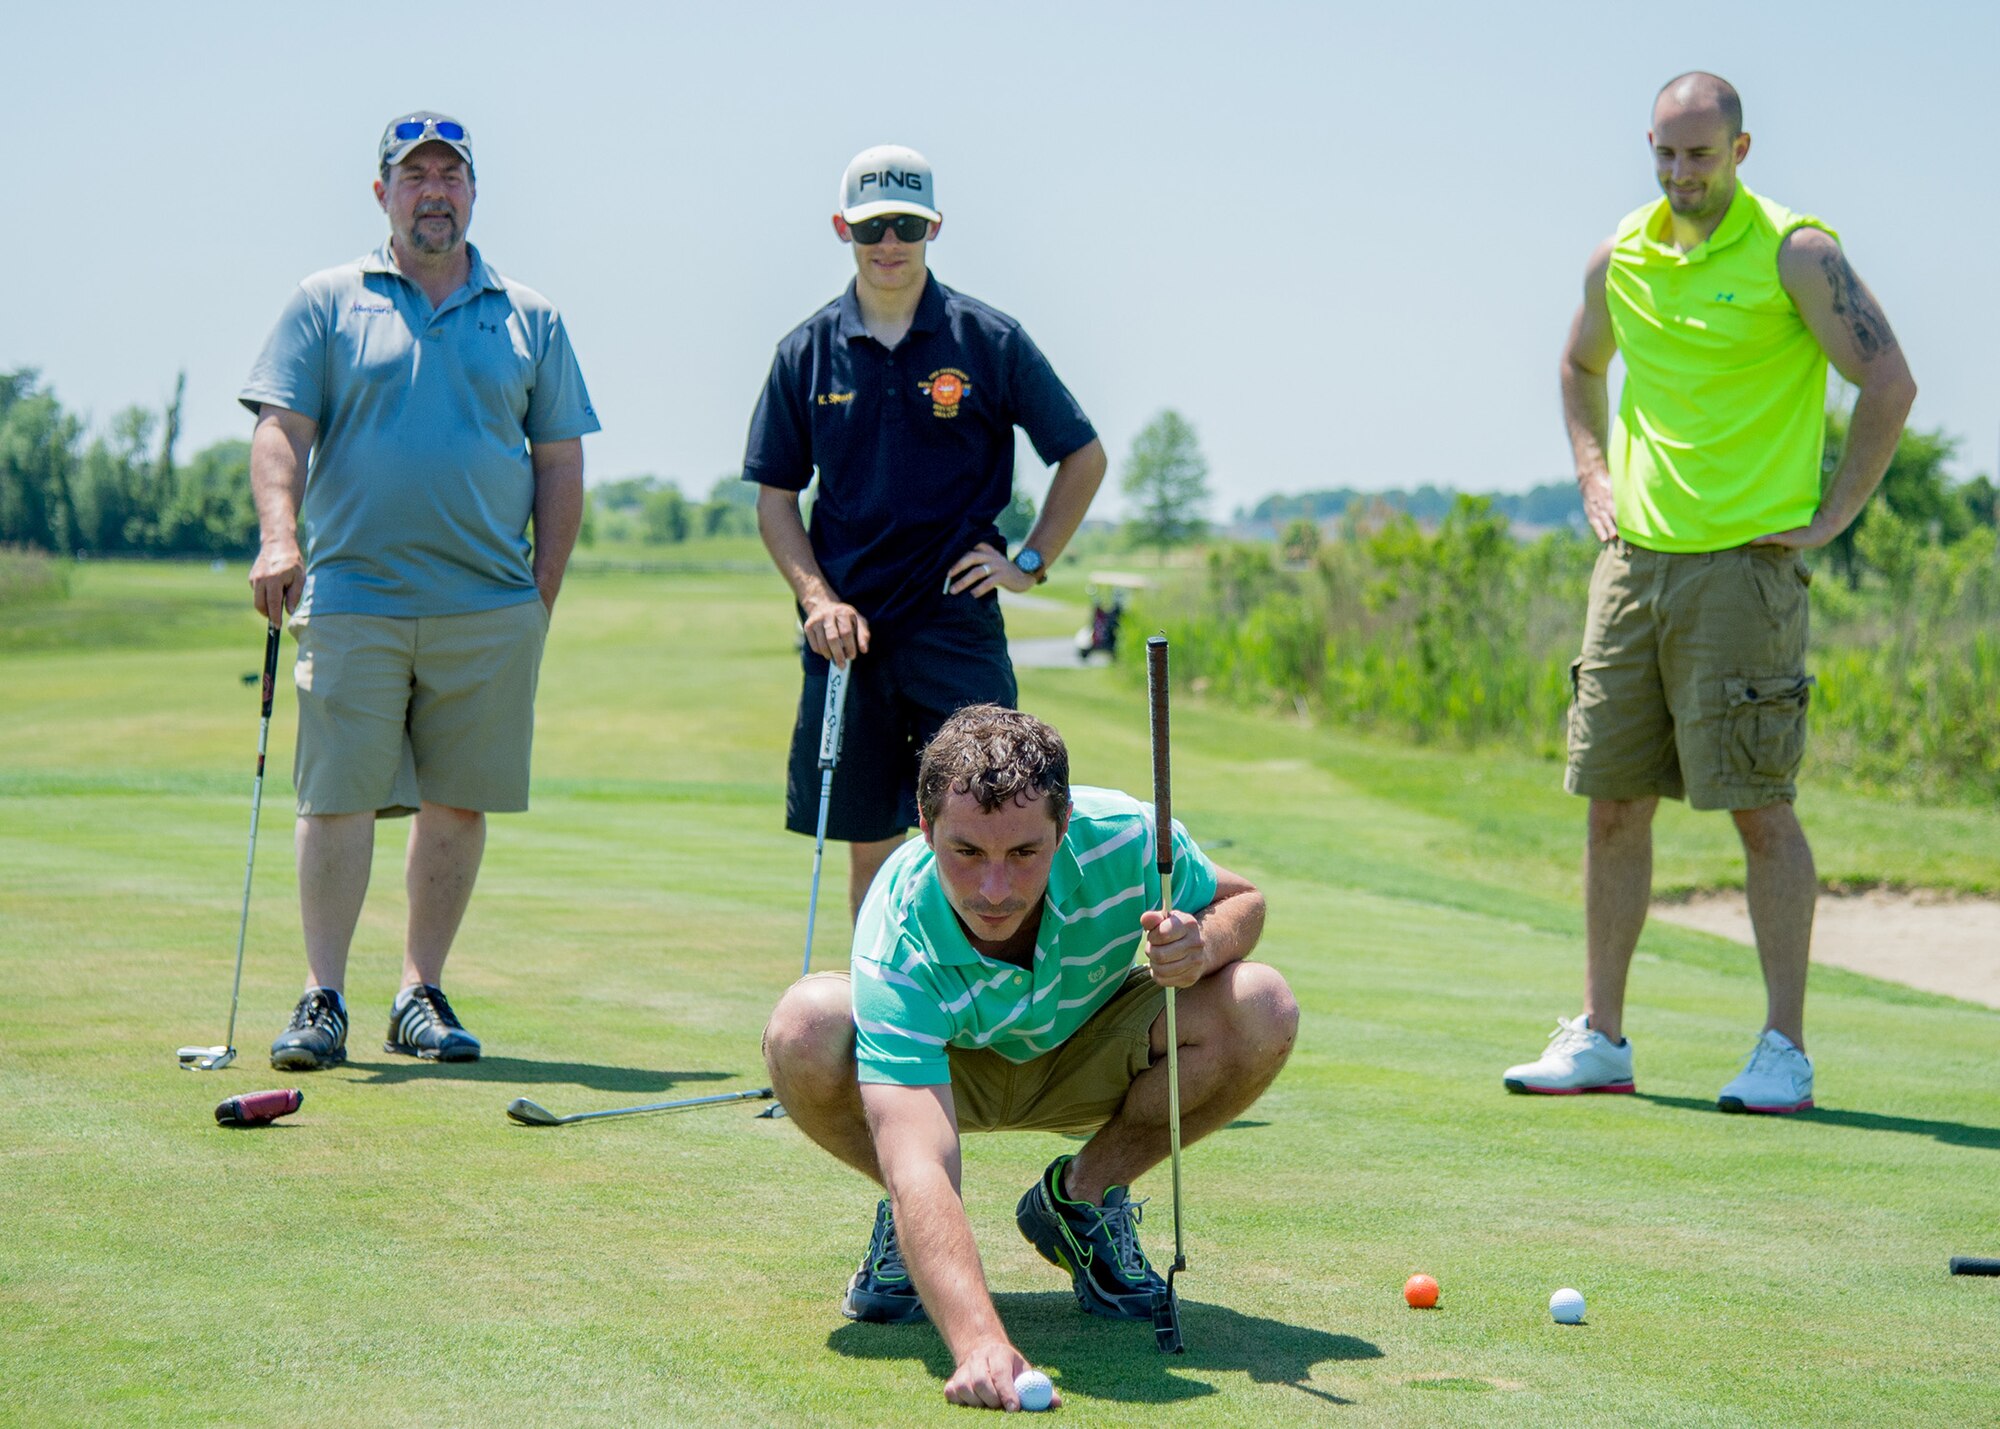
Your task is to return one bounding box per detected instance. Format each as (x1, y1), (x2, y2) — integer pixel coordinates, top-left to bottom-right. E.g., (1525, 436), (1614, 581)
(764, 704), (1297, 1412)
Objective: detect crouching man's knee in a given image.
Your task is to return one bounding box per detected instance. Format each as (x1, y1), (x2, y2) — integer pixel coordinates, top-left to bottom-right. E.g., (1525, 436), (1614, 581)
(1221, 961), (1300, 1073)
(763, 975), (858, 1095)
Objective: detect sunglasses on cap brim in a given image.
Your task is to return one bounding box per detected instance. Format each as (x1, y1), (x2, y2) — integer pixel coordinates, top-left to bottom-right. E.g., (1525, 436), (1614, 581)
(391, 118), (467, 144)
(848, 213), (933, 244)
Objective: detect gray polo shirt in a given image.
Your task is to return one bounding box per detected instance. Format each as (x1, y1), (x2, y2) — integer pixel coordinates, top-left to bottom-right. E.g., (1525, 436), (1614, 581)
(240, 241), (600, 618)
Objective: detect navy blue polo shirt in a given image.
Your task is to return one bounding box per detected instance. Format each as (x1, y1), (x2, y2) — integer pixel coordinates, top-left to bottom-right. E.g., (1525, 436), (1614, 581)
(743, 274), (1095, 635)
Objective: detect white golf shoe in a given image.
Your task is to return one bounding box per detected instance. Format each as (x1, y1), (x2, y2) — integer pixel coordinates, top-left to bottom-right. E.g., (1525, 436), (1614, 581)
(1717, 1030), (1814, 1114)
(1502, 1015), (1635, 1095)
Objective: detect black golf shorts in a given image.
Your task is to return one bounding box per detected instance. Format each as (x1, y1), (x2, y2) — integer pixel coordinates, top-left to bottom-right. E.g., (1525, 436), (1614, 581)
(786, 593), (1017, 843)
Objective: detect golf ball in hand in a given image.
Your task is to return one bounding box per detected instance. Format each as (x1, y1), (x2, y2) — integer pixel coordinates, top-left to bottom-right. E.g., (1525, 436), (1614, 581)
(1014, 1369), (1053, 1412)
(1550, 1287), (1586, 1324)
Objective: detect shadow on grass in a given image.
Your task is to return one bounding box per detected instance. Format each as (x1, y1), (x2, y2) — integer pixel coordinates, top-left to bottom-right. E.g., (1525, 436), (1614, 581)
(830, 1292), (1380, 1406)
(1637, 1094), (2000, 1150)
(342, 1055), (738, 1093)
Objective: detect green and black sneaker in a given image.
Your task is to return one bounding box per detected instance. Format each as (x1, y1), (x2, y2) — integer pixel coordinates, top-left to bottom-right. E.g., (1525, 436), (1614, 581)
(1016, 1154), (1166, 1320)
(840, 1199), (926, 1324)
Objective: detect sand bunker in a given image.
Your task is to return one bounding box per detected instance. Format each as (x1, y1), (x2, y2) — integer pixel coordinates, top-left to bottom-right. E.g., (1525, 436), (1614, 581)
(1654, 887), (2000, 1010)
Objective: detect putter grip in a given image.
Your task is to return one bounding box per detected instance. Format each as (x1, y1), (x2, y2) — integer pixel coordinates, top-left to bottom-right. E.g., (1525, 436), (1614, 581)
(1950, 1257), (2000, 1276)
(1147, 636), (1171, 876)
(818, 662), (850, 767)
(259, 622), (281, 717)
(215, 1089), (303, 1126)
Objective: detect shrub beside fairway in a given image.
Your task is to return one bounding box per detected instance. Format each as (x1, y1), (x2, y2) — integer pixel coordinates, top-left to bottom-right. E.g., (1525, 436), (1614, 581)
(0, 544), (70, 604)
(2, 560), (1998, 1425)
(1148, 501), (2000, 804)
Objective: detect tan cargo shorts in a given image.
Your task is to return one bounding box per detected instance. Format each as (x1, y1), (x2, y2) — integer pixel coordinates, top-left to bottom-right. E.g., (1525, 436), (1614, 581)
(1564, 538), (1813, 812)
(288, 599), (549, 817)
(819, 966), (1164, 1134)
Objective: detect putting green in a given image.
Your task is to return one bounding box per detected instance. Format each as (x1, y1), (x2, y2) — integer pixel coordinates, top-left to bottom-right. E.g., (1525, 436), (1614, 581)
(2, 559), (1996, 1425)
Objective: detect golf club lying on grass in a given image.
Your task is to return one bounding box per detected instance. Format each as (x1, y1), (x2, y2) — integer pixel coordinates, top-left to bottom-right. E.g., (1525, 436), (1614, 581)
(1950, 1257), (2000, 1276)
(505, 1087), (776, 1126)
(178, 622), (281, 1073)
(1147, 634), (1188, 1355)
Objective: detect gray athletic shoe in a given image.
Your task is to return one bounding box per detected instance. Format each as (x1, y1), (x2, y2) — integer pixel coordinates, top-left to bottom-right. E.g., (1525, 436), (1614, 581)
(383, 984), (481, 1062)
(270, 988), (348, 1071)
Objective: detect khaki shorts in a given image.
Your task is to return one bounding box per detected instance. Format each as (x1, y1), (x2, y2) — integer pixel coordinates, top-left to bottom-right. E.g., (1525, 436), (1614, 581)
(289, 600), (549, 817)
(821, 966), (1164, 1134)
(1565, 539), (1813, 812)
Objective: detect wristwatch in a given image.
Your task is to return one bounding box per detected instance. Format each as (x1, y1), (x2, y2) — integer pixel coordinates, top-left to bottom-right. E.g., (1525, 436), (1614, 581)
(1013, 547), (1049, 584)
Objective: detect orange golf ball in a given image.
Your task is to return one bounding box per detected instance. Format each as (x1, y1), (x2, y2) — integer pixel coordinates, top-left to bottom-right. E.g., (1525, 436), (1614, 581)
(1404, 1273), (1440, 1308)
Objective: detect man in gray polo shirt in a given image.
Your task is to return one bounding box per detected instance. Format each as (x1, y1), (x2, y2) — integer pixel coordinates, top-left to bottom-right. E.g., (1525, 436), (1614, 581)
(240, 111), (599, 1070)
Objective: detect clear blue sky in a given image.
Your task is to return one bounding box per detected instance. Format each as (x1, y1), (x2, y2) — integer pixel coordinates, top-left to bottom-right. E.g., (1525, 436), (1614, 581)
(5, 0), (1994, 518)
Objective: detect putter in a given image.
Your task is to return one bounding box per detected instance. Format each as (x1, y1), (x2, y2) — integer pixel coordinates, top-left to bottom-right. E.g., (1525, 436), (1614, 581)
(801, 658), (852, 978)
(505, 1087), (776, 1126)
(178, 623), (282, 1072)
(1146, 635), (1188, 1355)
(756, 660), (853, 1122)
(1950, 1257), (2000, 1276)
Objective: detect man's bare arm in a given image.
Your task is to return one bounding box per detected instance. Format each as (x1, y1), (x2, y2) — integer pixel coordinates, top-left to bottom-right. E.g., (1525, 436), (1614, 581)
(946, 437), (1109, 597)
(1560, 239), (1620, 543)
(1139, 865), (1265, 989)
(754, 484), (868, 666)
(1762, 228), (1918, 548)
(860, 1082), (1054, 1412)
(247, 405), (318, 626)
(1025, 436), (1107, 564)
(530, 438), (584, 612)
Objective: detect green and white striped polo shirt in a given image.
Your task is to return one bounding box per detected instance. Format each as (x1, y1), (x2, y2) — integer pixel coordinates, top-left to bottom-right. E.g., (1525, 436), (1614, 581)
(850, 786), (1220, 1087)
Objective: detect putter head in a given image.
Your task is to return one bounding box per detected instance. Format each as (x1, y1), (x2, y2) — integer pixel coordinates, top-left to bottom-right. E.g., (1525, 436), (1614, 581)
(505, 1097), (562, 1127)
(178, 1045), (235, 1071)
(1151, 1270), (1184, 1354)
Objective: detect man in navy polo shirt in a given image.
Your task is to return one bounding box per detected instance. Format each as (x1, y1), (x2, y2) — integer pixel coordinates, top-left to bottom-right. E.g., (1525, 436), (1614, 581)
(240, 111), (598, 1071)
(745, 145), (1108, 917)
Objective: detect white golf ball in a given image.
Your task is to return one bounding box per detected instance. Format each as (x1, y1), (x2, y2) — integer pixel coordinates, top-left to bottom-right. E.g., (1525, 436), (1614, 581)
(1014, 1369), (1054, 1412)
(1550, 1287), (1586, 1324)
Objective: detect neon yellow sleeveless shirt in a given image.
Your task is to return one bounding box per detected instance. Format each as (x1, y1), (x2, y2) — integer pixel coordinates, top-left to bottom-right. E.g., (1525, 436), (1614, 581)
(1604, 183), (1835, 551)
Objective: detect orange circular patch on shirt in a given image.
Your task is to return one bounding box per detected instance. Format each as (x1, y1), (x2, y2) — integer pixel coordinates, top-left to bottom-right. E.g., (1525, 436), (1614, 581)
(930, 372), (964, 407)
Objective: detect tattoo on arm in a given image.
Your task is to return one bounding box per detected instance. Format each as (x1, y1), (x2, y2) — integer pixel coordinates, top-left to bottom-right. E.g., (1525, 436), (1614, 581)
(1819, 249), (1897, 360)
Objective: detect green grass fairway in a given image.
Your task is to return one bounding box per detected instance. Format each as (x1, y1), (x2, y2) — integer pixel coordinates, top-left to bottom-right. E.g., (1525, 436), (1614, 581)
(3, 561), (1997, 1426)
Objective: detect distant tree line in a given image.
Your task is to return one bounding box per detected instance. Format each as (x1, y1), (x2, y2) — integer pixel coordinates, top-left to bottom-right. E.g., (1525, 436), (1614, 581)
(1246, 413), (1998, 576)
(1249, 481), (1589, 531)
(2, 368), (255, 556)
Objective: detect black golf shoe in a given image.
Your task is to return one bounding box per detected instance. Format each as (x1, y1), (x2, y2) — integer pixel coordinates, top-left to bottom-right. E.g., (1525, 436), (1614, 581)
(1016, 1154), (1166, 1320)
(270, 988), (348, 1071)
(840, 1199), (927, 1324)
(383, 984), (481, 1062)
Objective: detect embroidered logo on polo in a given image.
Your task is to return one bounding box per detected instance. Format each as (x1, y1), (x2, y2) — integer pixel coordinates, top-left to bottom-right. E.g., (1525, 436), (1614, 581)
(816, 391), (856, 406)
(349, 302), (395, 315)
(921, 369), (971, 418)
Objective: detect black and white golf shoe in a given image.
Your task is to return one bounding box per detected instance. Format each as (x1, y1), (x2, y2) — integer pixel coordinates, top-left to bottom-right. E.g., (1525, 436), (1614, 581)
(840, 1199), (927, 1324)
(383, 984), (481, 1062)
(1016, 1154), (1166, 1320)
(270, 988), (349, 1071)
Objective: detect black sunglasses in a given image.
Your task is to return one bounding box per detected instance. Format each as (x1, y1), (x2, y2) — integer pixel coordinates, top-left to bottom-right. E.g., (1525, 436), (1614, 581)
(849, 213), (932, 245)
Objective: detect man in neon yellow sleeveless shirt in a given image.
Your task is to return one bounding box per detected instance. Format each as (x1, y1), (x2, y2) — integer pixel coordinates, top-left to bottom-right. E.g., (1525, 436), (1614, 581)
(1502, 73), (1915, 1114)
